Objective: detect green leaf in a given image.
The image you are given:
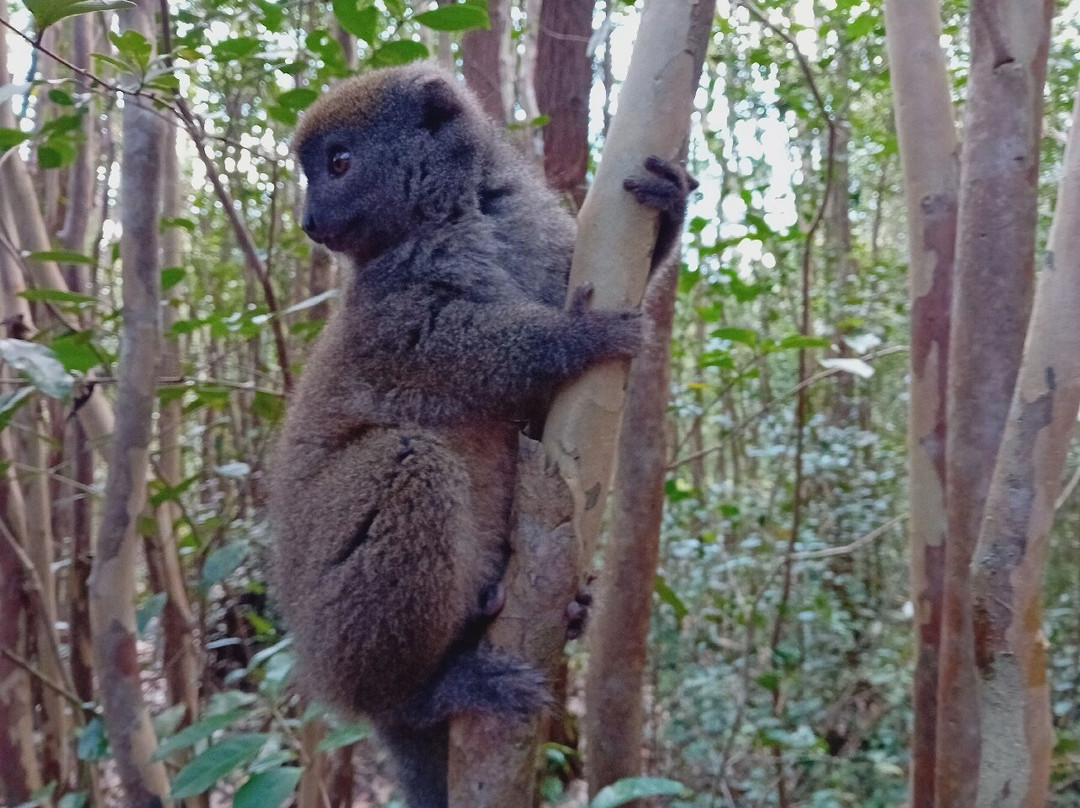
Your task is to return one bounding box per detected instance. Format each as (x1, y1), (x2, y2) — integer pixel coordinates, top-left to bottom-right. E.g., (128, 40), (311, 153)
(38, 141), (76, 169)
(370, 40), (429, 67)
(333, 0), (379, 43)
(317, 722), (370, 751)
(0, 388), (34, 432)
(0, 339), (73, 398)
(202, 541), (249, 590)
(654, 575), (688, 621)
(413, 2), (489, 31)
(49, 331), (101, 373)
(277, 88), (318, 111)
(0, 128), (31, 150)
(76, 717), (109, 761)
(712, 327), (757, 347)
(22, 249), (94, 265)
(589, 777), (691, 808)
(771, 334), (830, 352)
(26, 0), (135, 32)
(57, 792), (87, 808)
(212, 37), (262, 62)
(169, 734), (269, 799)
(48, 88), (75, 105)
(846, 13), (876, 40)
(136, 592), (167, 635)
(232, 767), (302, 808)
(161, 216), (196, 232)
(108, 29), (152, 68)
(18, 289), (95, 305)
(152, 708), (251, 761)
(161, 267), (185, 290)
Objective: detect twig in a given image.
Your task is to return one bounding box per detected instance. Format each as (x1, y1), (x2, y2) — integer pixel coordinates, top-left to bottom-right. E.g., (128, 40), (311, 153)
(790, 513), (908, 560)
(0, 646), (86, 710)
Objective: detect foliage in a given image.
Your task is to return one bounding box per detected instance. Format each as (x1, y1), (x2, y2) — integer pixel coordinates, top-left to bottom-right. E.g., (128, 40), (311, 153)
(2, 0), (1080, 806)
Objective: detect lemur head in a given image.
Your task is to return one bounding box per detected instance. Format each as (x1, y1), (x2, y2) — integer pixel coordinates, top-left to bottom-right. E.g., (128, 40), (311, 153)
(293, 63), (489, 261)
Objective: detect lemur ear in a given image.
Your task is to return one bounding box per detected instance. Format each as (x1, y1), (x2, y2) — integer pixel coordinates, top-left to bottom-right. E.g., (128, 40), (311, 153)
(417, 77), (463, 133)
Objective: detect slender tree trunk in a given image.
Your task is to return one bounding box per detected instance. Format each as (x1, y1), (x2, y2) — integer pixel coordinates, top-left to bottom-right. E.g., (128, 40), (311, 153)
(88, 2), (171, 804)
(449, 5), (711, 801)
(535, 0), (594, 208)
(461, 0), (512, 125)
(937, 3), (1052, 807)
(584, 2), (714, 798)
(969, 76), (1080, 808)
(882, 3), (958, 807)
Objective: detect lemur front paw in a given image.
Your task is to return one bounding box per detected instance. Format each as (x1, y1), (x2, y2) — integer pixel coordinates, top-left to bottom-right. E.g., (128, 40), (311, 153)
(623, 156), (699, 216)
(565, 587), (593, 640)
(570, 283), (645, 359)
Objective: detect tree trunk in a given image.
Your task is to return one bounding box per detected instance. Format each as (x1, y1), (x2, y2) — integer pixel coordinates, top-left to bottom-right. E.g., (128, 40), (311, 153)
(535, 0), (594, 208)
(584, 1), (714, 798)
(882, 2), (959, 806)
(937, 2), (1052, 807)
(88, 2), (171, 804)
(969, 76), (1080, 808)
(461, 0), (512, 125)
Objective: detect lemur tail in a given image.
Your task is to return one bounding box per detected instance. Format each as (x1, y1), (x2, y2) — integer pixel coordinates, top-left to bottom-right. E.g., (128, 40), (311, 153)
(396, 645), (551, 728)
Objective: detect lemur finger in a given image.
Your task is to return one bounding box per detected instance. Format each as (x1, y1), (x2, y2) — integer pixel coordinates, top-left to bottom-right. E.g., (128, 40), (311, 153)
(570, 282), (595, 314)
(624, 176), (686, 216)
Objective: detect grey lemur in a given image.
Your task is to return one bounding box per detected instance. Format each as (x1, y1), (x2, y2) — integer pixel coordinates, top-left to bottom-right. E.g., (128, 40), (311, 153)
(271, 63), (696, 808)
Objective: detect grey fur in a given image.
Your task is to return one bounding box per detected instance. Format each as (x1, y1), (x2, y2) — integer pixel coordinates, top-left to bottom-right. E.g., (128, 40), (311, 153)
(271, 63), (693, 808)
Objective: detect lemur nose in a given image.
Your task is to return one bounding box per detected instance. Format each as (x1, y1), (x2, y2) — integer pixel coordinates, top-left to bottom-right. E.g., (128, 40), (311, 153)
(301, 210), (319, 237)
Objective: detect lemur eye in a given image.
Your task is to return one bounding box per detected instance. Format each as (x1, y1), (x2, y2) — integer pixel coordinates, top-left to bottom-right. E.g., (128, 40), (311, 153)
(328, 148), (351, 177)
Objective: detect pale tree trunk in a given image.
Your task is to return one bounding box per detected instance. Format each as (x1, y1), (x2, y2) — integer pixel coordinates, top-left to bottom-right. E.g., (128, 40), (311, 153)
(461, 0), (512, 125)
(535, 0), (594, 208)
(0, 27), (42, 779)
(150, 119), (201, 726)
(449, 2), (711, 802)
(882, 3), (958, 807)
(88, 1), (171, 804)
(968, 77), (1080, 808)
(584, 1), (714, 798)
(936, 3), (1052, 806)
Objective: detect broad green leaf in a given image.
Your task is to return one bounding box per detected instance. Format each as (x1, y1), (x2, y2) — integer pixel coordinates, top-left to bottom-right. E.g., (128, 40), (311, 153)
(48, 88), (75, 105)
(18, 289), (95, 305)
(49, 331), (101, 373)
(169, 734), (269, 799)
(38, 140), (77, 169)
(589, 777), (691, 808)
(22, 249), (94, 265)
(26, 0), (134, 32)
(370, 40), (429, 67)
(202, 541), (249, 590)
(108, 30), (152, 68)
(161, 267), (185, 290)
(232, 767), (301, 808)
(152, 708), (251, 761)
(846, 13), (876, 40)
(333, 0), (379, 43)
(57, 792), (87, 808)
(770, 334), (830, 352)
(654, 575), (688, 621)
(0, 339), (73, 398)
(413, 2), (489, 31)
(0, 128), (31, 149)
(278, 88), (318, 111)
(212, 37), (261, 62)
(712, 327), (757, 347)
(317, 722), (370, 751)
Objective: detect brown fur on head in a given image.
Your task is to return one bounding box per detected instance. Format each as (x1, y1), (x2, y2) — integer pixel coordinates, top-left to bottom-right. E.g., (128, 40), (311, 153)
(292, 62), (483, 152)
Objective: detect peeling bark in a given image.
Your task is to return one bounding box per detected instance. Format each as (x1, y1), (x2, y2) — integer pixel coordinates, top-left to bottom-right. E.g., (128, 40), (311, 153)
(936, 3), (1052, 806)
(583, 0), (714, 797)
(969, 76), (1080, 808)
(882, 2), (959, 805)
